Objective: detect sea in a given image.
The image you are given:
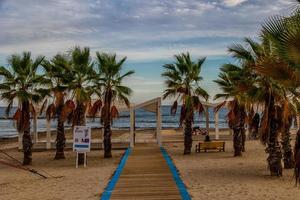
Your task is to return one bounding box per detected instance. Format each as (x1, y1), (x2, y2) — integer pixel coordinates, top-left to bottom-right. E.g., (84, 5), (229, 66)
(0, 106), (229, 138)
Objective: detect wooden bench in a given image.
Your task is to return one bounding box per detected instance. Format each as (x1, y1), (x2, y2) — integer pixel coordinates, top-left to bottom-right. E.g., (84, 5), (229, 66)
(195, 141), (225, 153)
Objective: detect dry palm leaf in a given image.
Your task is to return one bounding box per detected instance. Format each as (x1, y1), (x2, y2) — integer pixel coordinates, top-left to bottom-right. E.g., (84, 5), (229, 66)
(214, 101), (226, 113)
(89, 100), (102, 118)
(13, 109), (21, 121)
(177, 87), (186, 93)
(61, 100), (75, 122)
(170, 101), (178, 116)
(282, 100), (291, 127)
(198, 103), (205, 115)
(29, 103), (36, 118)
(54, 91), (64, 107)
(111, 105), (119, 119)
(39, 99), (48, 115)
(192, 96), (200, 110)
(46, 103), (56, 121)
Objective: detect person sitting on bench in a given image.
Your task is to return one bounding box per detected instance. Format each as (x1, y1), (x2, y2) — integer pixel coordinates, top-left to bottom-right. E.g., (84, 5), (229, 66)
(192, 126), (208, 136)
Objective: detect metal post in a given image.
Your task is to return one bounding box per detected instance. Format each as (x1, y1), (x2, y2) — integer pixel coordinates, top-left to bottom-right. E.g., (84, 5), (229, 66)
(33, 115), (38, 143)
(18, 132), (23, 150)
(157, 99), (162, 147)
(130, 106), (134, 147)
(214, 111), (219, 140)
(205, 106), (210, 132)
(46, 120), (51, 149)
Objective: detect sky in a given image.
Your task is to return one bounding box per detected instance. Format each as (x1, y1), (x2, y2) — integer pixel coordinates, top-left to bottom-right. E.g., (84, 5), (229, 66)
(0, 0), (294, 104)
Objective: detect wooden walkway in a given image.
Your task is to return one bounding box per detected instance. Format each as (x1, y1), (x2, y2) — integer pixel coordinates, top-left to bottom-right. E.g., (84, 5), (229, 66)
(109, 144), (183, 200)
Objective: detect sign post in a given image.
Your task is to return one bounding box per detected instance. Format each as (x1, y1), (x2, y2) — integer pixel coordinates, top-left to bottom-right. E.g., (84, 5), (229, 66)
(73, 126), (91, 168)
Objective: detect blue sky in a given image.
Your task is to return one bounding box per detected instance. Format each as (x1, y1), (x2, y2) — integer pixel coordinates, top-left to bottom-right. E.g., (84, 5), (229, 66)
(0, 0), (293, 104)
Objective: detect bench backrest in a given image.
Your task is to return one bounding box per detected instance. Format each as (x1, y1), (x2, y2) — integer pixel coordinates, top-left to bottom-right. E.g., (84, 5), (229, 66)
(200, 141), (224, 148)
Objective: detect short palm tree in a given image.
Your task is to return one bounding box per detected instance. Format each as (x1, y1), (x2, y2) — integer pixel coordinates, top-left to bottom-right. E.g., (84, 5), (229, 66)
(162, 52), (209, 154)
(0, 52), (49, 165)
(92, 52), (134, 158)
(41, 54), (73, 159)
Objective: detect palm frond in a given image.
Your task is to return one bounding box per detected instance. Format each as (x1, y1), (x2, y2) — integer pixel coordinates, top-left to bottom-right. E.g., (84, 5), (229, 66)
(170, 101), (178, 116)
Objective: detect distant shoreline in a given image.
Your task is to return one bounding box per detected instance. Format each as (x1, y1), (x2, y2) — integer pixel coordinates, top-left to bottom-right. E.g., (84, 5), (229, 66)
(0, 127), (230, 140)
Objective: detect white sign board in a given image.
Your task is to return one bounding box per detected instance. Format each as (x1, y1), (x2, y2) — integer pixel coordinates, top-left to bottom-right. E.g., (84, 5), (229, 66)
(73, 126), (91, 152)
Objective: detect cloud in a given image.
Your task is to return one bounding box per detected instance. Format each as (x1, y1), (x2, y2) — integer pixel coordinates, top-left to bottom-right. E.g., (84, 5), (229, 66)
(0, 0), (293, 103)
(222, 0), (247, 7)
(0, 0), (291, 62)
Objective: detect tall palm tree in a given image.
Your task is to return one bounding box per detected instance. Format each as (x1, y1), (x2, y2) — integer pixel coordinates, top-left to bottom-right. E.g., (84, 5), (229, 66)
(162, 52), (209, 154)
(214, 63), (250, 156)
(92, 52), (134, 158)
(226, 38), (288, 176)
(67, 46), (95, 164)
(41, 54), (73, 159)
(0, 52), (49, 165)
(260, 0), (300, 174)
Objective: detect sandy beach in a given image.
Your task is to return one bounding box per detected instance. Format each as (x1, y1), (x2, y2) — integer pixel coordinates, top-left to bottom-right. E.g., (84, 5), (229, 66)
(1, 129), (300, 200)
(166, 139), (300, 200)
(0, 148), (124, 200)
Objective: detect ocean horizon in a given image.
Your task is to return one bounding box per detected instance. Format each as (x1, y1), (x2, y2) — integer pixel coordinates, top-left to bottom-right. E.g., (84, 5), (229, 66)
(0, 105), (229, 138)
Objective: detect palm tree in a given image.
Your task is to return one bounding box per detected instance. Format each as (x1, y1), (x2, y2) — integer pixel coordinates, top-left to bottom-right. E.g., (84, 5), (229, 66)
(67, 46), (95, 164)
(68, 46), (94, 125)
(214, 63), (250, 156)
(280, 109), (295, 169)
(226, 38), (287, 175)
(260, 0), (300, 174)
(92, 52), (134, 158)
(162, 52), (209, 154)
(41, 54), (73, 159)
(0, 52), (49, 165)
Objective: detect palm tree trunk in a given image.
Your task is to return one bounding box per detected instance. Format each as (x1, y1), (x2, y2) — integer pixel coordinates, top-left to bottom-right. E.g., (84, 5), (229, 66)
(240, 107), (246, 152)
(22, 101), (32, 165)
(233, 127), (242, 156)
(103, 119), (112, 158)
(241, 127), (246, 152)
(184, 115), (193, 155)
(103, 90), (112, 158)
(232, 106), (245, 156)
(75, 102), (86, 165)
(266, 123), (283, 176)
(281, 121), (294, 169)
(54, 104), (65, 159)
(266, 96), (283, 176)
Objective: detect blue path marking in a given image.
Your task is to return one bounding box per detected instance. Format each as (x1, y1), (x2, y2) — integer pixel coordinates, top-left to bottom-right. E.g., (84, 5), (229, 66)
(100, 148), (131, 200)
(161, 147), (192, 200)
(74, 144), (89, 148)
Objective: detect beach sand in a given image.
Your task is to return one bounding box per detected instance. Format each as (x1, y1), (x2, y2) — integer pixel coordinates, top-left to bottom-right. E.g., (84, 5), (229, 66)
(1, 129), (300, 199)
(0, 128), (131, 200)
(165, 138), (300, 200)
(0, 147), (124, 200)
